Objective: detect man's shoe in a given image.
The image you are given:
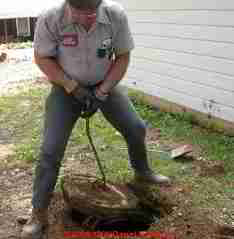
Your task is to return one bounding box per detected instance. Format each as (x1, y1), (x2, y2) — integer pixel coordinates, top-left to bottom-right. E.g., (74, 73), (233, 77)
(134, 170), (171, 185)
(21, 208), (48, 239)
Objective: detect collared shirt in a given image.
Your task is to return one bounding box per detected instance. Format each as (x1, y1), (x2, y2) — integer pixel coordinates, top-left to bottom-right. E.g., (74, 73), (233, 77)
(34, 0), (134, 86)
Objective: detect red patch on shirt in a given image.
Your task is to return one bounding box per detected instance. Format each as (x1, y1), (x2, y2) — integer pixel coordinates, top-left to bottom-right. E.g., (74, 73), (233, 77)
(62, 34), (78, 47)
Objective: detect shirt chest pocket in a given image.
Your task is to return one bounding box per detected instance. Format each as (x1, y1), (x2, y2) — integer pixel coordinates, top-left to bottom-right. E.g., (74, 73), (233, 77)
(96, 37), (114, 60)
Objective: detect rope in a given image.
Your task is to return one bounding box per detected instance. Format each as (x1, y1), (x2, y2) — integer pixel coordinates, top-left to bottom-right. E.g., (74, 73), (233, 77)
(85, 117), (106, 186)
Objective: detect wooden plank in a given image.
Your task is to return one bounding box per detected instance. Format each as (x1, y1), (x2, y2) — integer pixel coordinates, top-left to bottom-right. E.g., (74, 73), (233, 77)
(116, 0), (234, 10)
(133, 35), (234, 61)
(132, 46), (234, 76)
(130, 22), (234, 43)
(130, 57), (234, 92)
(127, 10), (234, 27)
(126, 67), (234, 109)
(122, 76), (234, 122)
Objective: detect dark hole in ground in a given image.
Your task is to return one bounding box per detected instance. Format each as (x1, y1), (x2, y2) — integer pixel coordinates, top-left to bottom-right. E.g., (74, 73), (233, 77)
(216, 225), (234, 238)
(70, 207), (160, 232)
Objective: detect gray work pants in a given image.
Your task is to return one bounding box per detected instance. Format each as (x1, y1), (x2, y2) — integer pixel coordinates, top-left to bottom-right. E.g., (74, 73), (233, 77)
(32, 85), (151, 209)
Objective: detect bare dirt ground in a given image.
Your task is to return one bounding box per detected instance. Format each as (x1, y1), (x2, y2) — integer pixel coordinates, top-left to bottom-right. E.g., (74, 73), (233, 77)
(0, 49), (234, 239)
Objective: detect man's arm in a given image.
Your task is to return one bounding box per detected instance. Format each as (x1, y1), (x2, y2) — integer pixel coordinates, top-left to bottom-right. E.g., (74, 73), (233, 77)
(95, 5), (134, 99)
(34, 50), (78, 93)
(95, 52), (130, 97)
(33, 12), (78, 94)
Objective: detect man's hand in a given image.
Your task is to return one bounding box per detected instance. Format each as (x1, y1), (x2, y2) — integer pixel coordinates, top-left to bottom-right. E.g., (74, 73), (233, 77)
(71, 84), (92, 104)
(71, 84), (109, 118)
(79, 87), (108, 118)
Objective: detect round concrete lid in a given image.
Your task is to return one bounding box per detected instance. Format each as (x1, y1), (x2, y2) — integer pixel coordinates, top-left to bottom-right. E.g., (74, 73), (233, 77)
(62, 174), (140, 217)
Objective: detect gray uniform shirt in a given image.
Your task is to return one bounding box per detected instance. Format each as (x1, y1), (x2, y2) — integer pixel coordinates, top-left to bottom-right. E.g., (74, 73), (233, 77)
(34, 0), (134, 86)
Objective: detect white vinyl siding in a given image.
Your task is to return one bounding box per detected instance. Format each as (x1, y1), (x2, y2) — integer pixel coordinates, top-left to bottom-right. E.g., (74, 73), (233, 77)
(116, 0), (234, 123)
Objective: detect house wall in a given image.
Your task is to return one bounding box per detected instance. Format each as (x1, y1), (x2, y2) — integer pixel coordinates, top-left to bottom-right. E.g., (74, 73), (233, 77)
(116, 0), (234, 124)
(0, 20), (4, 42)
(30, 18), (37, 38)
(0, 18), (37, 43)
(0, 19), (17, 43)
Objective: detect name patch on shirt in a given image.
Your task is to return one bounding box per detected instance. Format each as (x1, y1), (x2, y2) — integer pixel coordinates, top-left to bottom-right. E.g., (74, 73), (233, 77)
(62, 34), (78, 47)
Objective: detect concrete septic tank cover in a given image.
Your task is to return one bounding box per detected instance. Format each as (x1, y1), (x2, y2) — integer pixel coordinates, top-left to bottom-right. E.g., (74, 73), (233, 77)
(61, 174), (141, 217)
(61, 174), (158, 232)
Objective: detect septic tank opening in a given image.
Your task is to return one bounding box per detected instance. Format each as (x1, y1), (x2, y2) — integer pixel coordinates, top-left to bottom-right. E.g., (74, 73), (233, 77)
(62, 174), (165, 233)
(70, 206), (161, 232)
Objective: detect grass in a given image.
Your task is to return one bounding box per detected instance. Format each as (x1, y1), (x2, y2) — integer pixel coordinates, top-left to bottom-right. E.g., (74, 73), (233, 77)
(1, 84), (233, 173)
(0, 86), (46, 163)
(0, 84), (234, 233)
(130, 93), (234, 178)
(1, 41), (33, 49)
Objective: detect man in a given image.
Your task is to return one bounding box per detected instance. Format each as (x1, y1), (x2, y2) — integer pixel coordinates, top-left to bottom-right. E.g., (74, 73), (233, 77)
(21, 0), (170, 238)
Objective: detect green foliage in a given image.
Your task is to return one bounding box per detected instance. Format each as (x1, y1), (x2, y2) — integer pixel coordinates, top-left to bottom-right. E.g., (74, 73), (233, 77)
(15, 137), (39, 162)
(2, 41), (33, 49)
